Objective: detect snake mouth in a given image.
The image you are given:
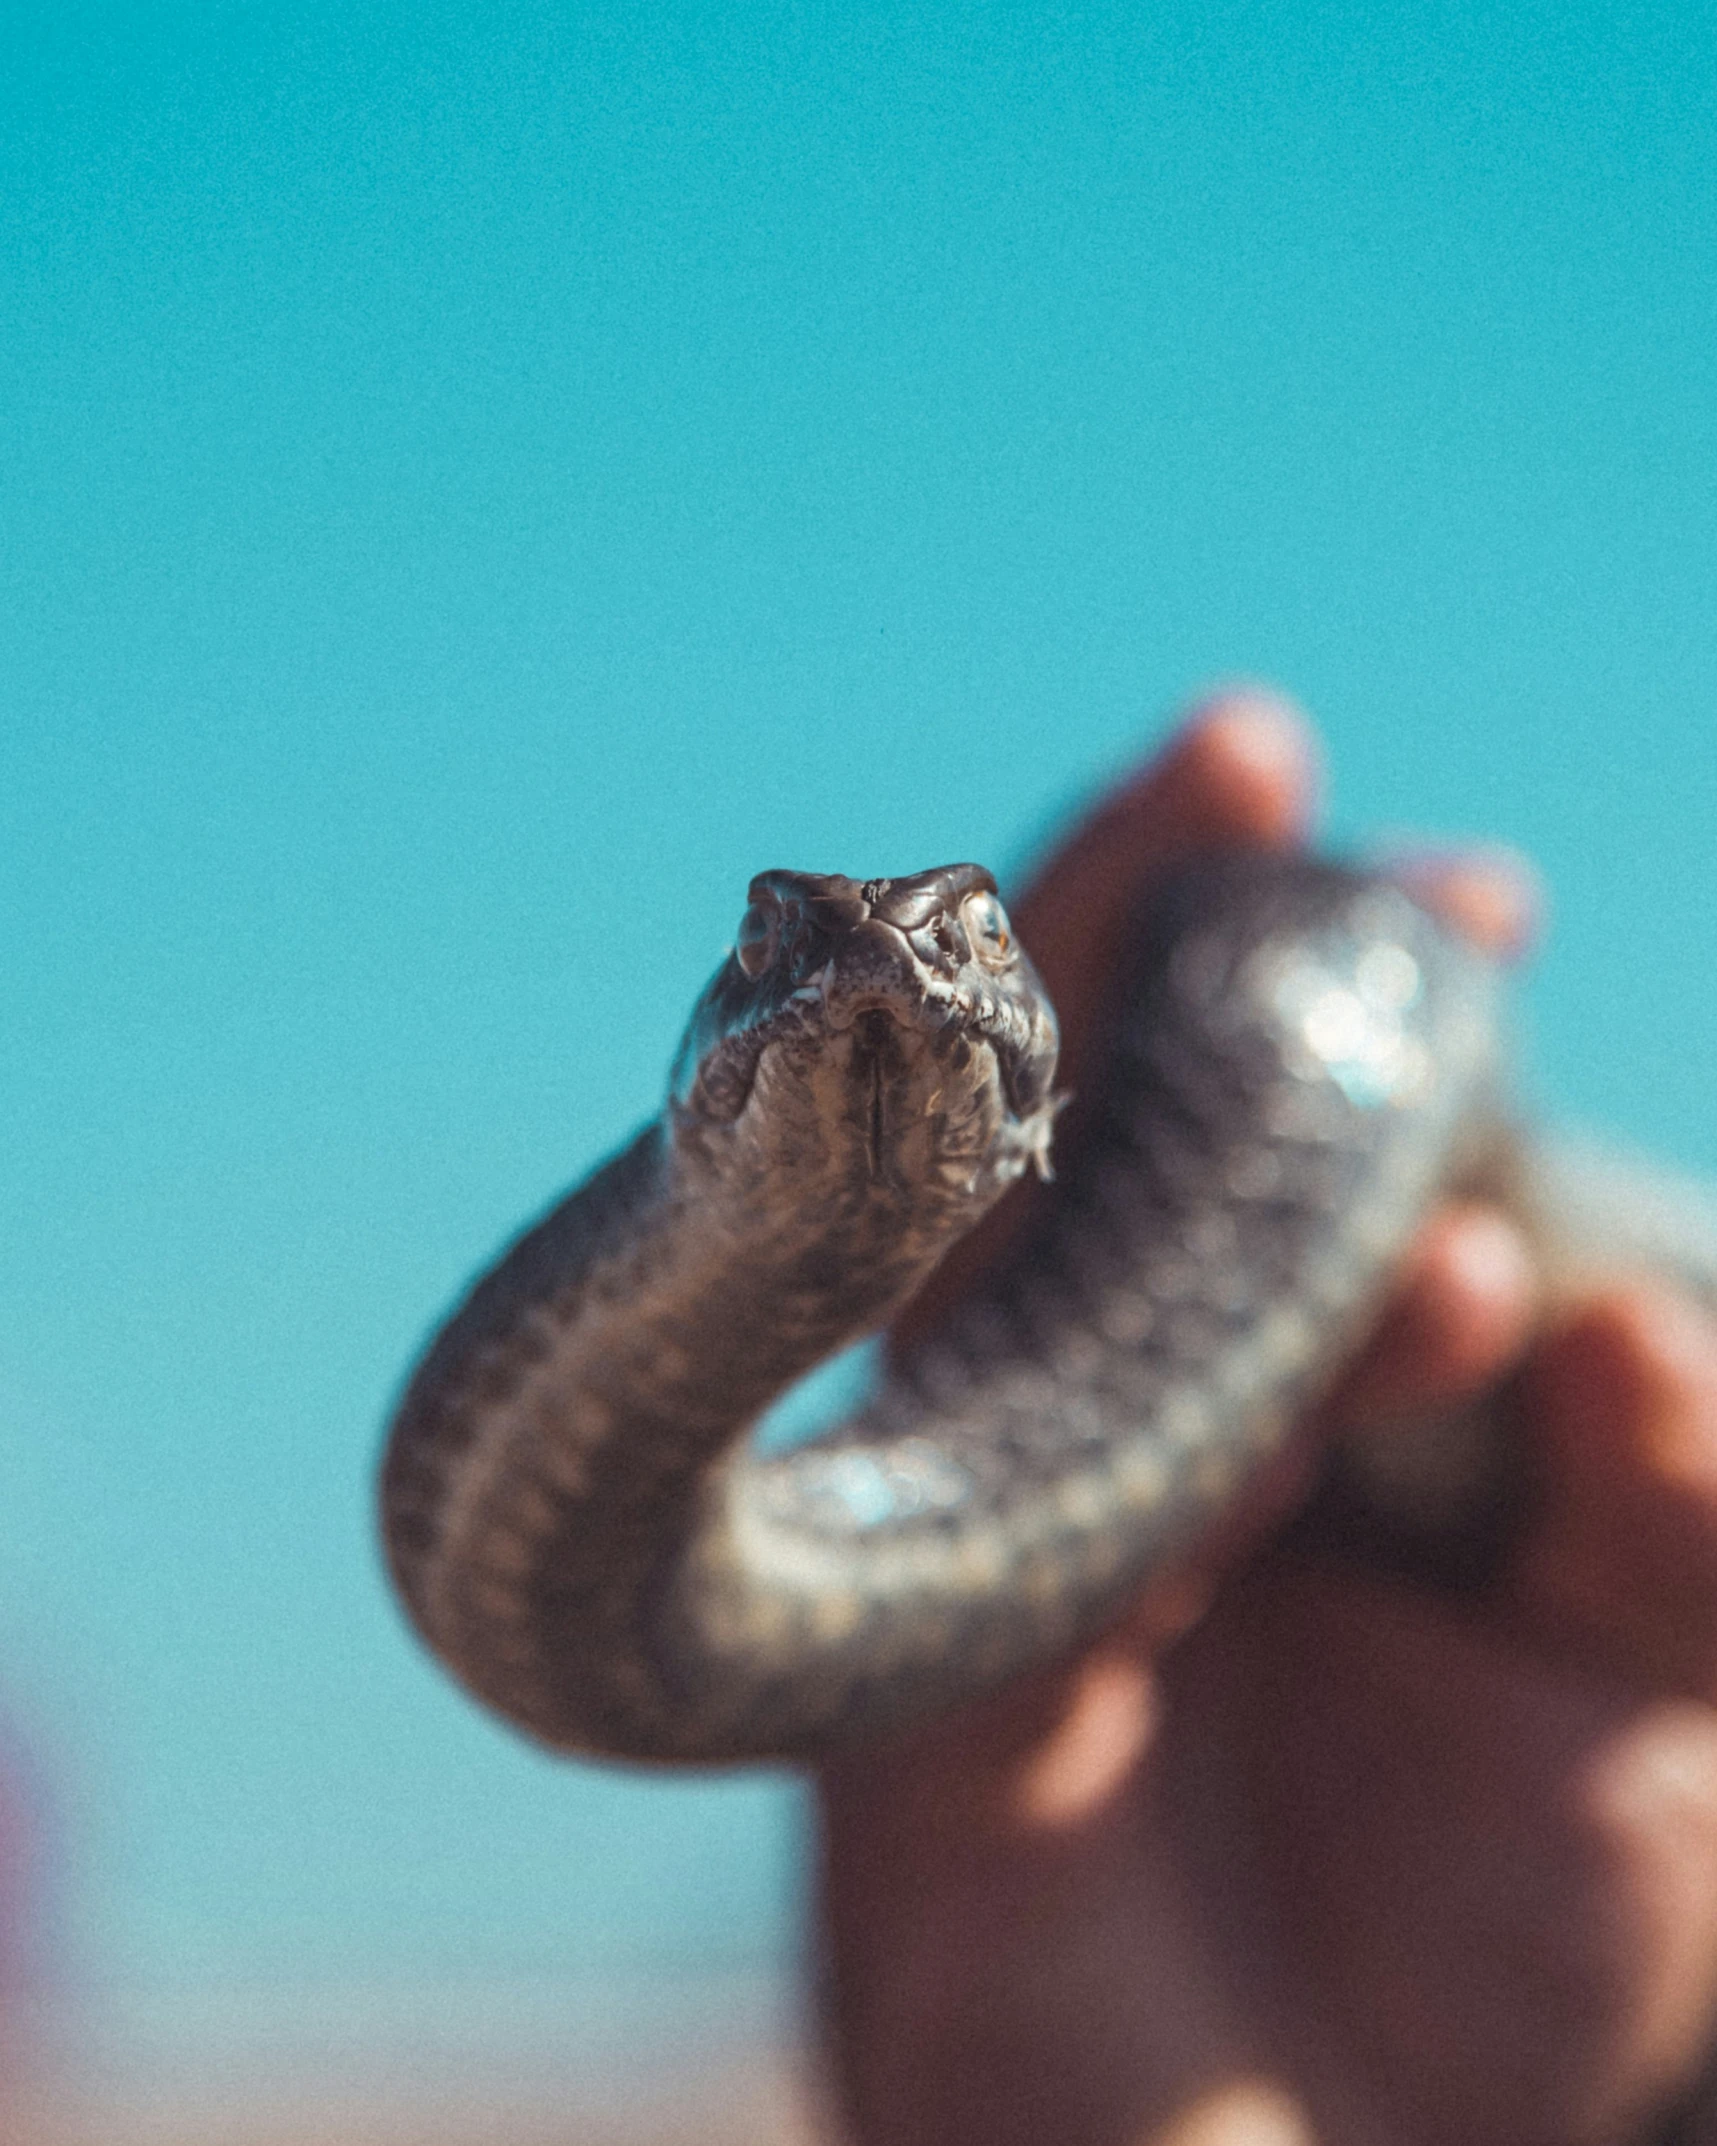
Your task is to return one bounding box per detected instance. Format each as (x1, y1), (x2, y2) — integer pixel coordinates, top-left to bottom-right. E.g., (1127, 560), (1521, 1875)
(852, 1011), (893, 1181)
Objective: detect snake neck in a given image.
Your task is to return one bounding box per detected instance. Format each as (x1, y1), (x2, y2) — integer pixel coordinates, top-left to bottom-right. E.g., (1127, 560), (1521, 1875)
(380, 993), (1053, 1755)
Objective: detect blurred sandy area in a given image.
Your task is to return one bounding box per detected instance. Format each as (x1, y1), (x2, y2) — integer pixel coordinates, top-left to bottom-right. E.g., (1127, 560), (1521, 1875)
(14, 2062), (825, 2146)
(5, 1973), (827, 2146)
(11, 2060), (819, 2146)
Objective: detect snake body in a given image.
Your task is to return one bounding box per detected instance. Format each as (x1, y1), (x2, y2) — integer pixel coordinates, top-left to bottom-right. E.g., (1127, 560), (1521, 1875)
(380, 851), (1717, 1764)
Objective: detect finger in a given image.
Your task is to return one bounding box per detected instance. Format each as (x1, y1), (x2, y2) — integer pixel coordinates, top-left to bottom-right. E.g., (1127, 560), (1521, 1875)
(1386, 845), (1544, 964)
(1513, 1286), (1717, 1699)
(1013, 687), (1317, 1088)
(893, 689), (1316, 1351)
(1324, 1204), (1538, 1435)
(817, 1637), (1150, 1847)
(1280, 1207), (1540, 1583)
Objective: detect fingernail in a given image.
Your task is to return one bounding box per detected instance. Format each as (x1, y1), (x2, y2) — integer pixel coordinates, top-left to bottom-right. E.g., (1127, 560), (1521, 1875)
(1176, 685), (1320, 835)
(1185, 685), (1312, 777)
(1012, 1652), (1157, 1827)
(1384, 844), (1544, 958)
(1442, 1205), (1538, 1323)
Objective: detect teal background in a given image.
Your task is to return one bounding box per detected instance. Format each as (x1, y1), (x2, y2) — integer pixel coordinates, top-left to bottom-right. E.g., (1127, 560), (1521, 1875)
(1, 0), (1713, 2089)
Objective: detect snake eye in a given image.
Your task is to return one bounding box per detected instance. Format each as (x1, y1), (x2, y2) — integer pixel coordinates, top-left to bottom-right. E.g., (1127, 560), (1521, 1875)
(960, 890), (1016, 971)
(734, 900), (781, 979)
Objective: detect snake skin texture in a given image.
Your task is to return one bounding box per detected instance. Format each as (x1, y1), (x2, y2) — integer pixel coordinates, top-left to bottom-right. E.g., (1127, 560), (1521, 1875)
(381, 850), (1552, 1759)
(379, 844), (1717, 2138)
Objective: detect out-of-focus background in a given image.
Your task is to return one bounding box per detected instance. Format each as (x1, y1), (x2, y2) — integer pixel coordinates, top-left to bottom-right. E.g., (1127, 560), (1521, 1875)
(2, 2), (1713, 2139)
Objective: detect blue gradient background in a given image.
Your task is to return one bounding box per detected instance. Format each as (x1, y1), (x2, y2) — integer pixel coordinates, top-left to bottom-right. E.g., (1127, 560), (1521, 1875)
(2, 0), (1713, 2090)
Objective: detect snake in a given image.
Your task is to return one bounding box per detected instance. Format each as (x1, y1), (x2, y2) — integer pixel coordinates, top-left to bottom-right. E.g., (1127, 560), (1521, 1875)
(379, 849), (1717, 1767)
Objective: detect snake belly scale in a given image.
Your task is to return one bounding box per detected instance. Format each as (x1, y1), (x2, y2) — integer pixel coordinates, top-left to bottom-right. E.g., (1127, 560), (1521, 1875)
(377, 850), (1577, 1762)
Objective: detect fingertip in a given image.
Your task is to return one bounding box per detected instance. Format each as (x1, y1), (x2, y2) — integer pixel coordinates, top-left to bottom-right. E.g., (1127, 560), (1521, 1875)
(1515, 1285), (1717, 1698)
(1441, 1201), (1541, 1312)
(1527, 1292), (1634, 1458)
(1168, 684), (1322, 847)
(1387, 845), (1545, 961)
(1010, 1649), (1158, 1828)
(1533, 1286), (1717, 1490)
(1065, 687), (1318, 888)
(1332, 1203), (1538, 1431)
(1002, 687), (1318, 1075)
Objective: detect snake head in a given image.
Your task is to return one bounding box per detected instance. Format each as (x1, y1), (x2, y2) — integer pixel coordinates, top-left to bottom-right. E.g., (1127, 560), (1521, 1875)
(669, 864), (1061, 1193)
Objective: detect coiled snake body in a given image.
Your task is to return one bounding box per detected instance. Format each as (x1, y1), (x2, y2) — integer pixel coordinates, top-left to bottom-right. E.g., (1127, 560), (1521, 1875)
(381, 852), (1717, 1764)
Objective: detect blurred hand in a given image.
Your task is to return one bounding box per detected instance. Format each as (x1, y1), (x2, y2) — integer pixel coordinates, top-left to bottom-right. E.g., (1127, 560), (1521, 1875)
(815, 694), (1717, 2146)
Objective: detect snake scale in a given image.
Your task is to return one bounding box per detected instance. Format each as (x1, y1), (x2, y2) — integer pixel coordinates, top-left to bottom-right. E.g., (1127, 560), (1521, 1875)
(380, 850), (1717, 1767)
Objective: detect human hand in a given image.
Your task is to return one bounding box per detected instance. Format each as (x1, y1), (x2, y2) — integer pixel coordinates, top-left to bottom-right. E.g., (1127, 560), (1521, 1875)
(815, 693), (1717, 2146)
